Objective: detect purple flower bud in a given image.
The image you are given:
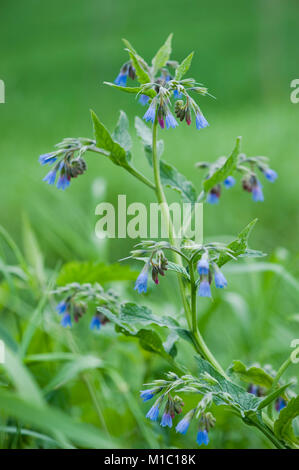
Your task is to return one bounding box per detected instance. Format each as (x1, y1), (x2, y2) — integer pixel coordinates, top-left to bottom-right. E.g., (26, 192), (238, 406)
(158, 117), (165, 129)
(196, 429), (209, 446)
(196, 113), (209, 130)
(223, 176), (236, 188)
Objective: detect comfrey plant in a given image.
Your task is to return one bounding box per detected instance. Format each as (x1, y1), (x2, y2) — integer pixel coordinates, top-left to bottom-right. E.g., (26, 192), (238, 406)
(39, 36), (299, 449)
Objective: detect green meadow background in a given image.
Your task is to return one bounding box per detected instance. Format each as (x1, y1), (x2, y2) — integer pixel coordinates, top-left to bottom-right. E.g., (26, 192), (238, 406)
(0, 0), (298, 449)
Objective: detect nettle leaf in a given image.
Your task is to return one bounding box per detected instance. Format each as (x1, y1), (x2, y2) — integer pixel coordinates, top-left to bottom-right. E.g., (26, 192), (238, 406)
(91, 110), (131, 168)
(152, 34), (173, 76)
(175, 52), (194, 81)
(203, 137), (241, 193)
(112, 111), (132, 152)
(274, 396), (299, 444)
(135, 117), (197, 203)
(167, 261), (190, 281)
(218, 218), (258, 267)
(97, 305), (180, 365)
(196, 357), (261, 414)
(229, 360), (274, 389)
(56, 261), (137, 286)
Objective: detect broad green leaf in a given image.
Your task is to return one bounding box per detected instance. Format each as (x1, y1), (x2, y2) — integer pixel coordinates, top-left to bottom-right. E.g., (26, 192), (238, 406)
(203, 137), (241, 193)
(56, 261), (137, 286)
(44, 355), (104, 393)
(175, 52), (194, 81)
(218, 219), (258, 267)
(0, 389), (119, 448)
(112, 111), (132, 152)
(196, 356), (261, 414)
(167, 261), (190, 280)
(163, 331), (178, 358)
(135, 117), (197, 203)
(229, 360), (274, 389)
(274, 396), (299, 444)
(91, 110), (131, 168)
(152, 34), (173, 76)
(104, 82), (156, 98)
(120, 302), (179, 328)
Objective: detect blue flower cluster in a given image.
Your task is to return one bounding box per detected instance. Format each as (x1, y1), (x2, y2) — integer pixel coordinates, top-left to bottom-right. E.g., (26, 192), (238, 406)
(134, 254), (168, 294)
(197, 255), (227, 298)
(39, 153), (87, 191)
(55, 299), (108, 332)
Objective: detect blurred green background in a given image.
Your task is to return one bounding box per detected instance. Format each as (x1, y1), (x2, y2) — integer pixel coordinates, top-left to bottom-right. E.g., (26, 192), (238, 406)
(0, 0), (299, 449)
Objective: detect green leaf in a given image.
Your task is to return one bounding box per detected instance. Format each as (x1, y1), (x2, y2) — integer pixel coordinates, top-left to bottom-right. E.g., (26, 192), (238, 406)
(175, 52), (194, 81)
(128, 51), (151, 85)
(112, 111), (132, 152)
(119, 302), (179, 328)
(274, 396), (299, 444)
(229, 360), (274, 389)
(91, 110), (131, 168)
(203, 137), (241, 193)
(56, 261), (137, 286)
(0, 389), (118, 448)
(22, 214), (45, 285)
(43, 355), (104, 393)
(196, 356), (261, 414)
(152, 34), (173, 76)
(167, 261), (190, 280)
(218, 218), (258, 267)
(135, 117), (197, 203)
(104, 82), (156, 98)
(257, 383), (292, 410)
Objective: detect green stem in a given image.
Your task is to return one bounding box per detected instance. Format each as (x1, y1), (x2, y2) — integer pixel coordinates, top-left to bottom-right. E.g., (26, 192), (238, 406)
(151, 116), (227, 378)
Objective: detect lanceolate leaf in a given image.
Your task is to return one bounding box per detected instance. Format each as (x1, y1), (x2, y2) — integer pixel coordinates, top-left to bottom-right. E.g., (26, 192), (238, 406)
(128, 51), (151, 85)
(91, 110), (131, 168)
(274, 396), (299, 444)
(104, 82), (156, 98)
(217, 219), (258, 267)
(203, 137), (241, 193)
(135, 117), (197, 203)
(151, 34), (173, 76)
(167, 261), (190, 280)
(229, 360), (274, 389)
(175, 52), (194, 81)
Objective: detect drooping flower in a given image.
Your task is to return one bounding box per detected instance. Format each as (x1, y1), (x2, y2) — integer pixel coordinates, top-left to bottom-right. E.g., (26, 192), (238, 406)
(165, 110), (178, 129)
(140, 389), (156, 402)
(143, 101), (156, 124)
(61, 312), (72, 328)
(248, 384), (258, 396)
(197, 253), (209, 275)
(252, 179), (264, 202)
(56, 300), (67, 315)
(196, 429), (209, 446)
(263, 168), (278, 183)
(90, 315), (101, 331)
(39, 153), (57, 166)
(160, 412), (173, 428)
(139, 94), (149, 106)
(207, 192), (219, 204)
(114, 71), (127, 87)
(275, 397), (286, 412)
(176, 410), (194, 435)
(223, 176), (236, 188)
(134, 265), (149, 294)
(214, 267), (227, 289)
(43, 169), (57, 185)
(146, 404), (160, 421)
(56, 172), (70, 190)
(195, 113), (209, 130)
(198, 279), (211, 298)
(173, 89), (182, 99)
